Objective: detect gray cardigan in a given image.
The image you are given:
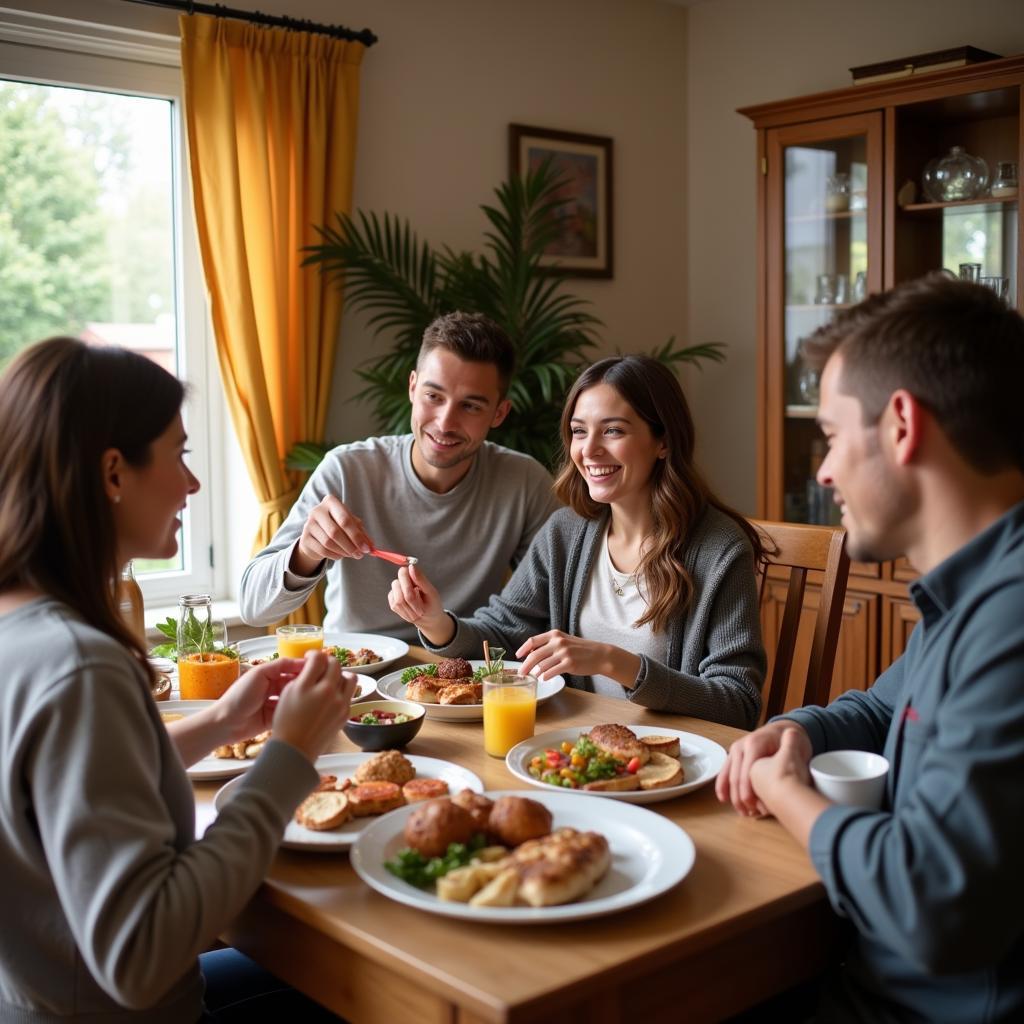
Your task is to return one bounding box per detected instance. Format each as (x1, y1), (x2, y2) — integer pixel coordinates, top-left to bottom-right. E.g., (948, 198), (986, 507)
(423, 505), (766, 729)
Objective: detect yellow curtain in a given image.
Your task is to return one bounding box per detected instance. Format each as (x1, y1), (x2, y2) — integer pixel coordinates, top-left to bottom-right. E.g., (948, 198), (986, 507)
(179, 14), (365, 626)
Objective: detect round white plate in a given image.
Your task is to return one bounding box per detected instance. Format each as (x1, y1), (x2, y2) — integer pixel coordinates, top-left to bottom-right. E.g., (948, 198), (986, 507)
(351, 789), (695, 923)
(158, 700), (257, 781)
(235, 632), (409, 675)
(214, 753), (484, 852)
(506, 725), (727, 804)
(376, 660), (565, 722)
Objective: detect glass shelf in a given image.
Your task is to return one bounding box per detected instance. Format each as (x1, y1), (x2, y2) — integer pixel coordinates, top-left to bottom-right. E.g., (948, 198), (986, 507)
(900, 194), (1017, 214)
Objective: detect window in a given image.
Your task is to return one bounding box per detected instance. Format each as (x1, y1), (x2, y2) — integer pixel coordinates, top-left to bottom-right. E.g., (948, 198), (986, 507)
(0, 12), (224, 605)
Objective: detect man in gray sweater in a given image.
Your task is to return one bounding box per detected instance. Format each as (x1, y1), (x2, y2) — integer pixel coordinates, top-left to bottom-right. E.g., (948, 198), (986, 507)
(240, 312), (560, 642)
(718, 276), (1024, 1023)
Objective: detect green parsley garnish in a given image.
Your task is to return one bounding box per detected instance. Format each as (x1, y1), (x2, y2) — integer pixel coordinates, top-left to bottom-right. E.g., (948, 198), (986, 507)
(384, 834), (487, 888)
(399, 663), (438, 685)
(148, 617), (238, 660)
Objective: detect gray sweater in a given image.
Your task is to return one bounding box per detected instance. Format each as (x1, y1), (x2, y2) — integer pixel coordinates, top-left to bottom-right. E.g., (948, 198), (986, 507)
(239, 435), (560, 642)
(423, 506), (766, 728)
(0, 598), (318, 1023)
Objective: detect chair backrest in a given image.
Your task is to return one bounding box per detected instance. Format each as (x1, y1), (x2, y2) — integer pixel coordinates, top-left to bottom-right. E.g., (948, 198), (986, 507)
(749, 519), (851, 721)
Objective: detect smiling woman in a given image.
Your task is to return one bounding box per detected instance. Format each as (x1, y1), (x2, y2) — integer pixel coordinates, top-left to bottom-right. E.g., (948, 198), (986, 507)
(390, 355), (769, 729)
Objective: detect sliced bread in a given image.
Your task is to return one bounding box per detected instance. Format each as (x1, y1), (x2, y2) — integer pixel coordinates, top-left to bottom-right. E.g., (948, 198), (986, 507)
(640, 734), (681, 758)
(637, 751), (684, 791)
(295, 790), (351, 831)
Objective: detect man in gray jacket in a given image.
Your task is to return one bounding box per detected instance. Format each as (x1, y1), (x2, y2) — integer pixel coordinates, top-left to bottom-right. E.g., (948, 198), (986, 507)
(240, 312), (560, 642)
(718, 275), (1024, 1022)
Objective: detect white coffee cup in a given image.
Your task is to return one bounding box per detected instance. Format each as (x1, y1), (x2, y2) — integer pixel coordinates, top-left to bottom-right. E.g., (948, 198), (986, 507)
(809, 750), (889, 809)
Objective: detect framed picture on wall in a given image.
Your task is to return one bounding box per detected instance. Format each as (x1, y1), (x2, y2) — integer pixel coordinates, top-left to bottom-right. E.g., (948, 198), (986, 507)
(509, 123), (613, 279)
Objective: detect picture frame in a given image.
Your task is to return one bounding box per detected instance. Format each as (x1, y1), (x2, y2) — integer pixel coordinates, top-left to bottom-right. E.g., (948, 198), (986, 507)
(509, 123), (613, 279)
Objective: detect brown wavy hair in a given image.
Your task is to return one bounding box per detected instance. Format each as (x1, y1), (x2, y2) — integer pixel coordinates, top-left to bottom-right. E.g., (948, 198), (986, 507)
(554, 356), (763, 632)
(0, 337), (185, 672)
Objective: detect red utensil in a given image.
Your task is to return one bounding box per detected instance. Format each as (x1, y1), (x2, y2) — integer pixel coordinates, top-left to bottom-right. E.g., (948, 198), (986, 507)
(368, 547), (418, 567)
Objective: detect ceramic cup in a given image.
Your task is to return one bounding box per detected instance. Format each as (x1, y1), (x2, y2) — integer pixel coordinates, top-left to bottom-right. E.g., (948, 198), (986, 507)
(809, 750), (889, 809)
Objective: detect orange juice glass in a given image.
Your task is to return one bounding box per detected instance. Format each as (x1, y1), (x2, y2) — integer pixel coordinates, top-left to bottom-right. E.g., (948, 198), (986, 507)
(178, 651), (240, 700)
(482, 671), (538, 758)
(276, 624), (324, 659)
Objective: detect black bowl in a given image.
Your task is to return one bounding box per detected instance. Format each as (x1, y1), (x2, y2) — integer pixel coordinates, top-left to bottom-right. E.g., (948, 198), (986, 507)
(343, 699), (425, 751)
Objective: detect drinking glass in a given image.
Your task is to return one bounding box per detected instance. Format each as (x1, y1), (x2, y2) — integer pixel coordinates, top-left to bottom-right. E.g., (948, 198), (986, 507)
(482, 670), (538, 758)
(276, 624), (325, 659)
(815, 274), (840, 304)
(979, 276), (1009, 302)
(958, 262), (982, 283)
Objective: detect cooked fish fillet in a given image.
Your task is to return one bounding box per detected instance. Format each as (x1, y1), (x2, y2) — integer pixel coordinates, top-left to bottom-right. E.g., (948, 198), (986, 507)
(509, 828), (611, 907)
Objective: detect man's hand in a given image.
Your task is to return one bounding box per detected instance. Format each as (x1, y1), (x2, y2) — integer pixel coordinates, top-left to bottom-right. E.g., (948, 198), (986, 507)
(716, 720), (812, 816)
(388, 565), (454, 645)
(289, 495), (373, 576)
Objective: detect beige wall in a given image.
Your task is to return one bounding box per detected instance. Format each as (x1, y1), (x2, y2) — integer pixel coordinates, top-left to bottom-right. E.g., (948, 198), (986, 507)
(686, 0), (1024, 511)
(26, 0), (689, 453)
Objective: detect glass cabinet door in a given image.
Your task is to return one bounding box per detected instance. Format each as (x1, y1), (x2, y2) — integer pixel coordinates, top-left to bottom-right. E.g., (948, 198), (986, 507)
(764, 114), (882, 525)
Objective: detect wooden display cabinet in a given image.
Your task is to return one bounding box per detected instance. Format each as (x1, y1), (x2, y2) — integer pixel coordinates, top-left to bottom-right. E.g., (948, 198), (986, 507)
(741, 55), (1023, 698)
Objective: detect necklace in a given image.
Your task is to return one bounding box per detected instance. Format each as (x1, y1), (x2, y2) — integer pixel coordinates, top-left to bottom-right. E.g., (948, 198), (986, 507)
(610, 570), (635, 597)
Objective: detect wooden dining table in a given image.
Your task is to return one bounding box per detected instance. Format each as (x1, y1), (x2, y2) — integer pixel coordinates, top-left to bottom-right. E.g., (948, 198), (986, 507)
(194, 648), (844, 1024)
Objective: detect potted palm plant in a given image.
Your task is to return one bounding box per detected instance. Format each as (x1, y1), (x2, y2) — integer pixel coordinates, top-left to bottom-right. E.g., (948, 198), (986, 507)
(294, 160), (723, 471)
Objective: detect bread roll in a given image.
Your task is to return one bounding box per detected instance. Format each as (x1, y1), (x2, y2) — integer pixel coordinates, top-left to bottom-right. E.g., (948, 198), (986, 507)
(488, 796), (553, 847)
(587, 724), (650, 766)
(403, 798), (477, 857)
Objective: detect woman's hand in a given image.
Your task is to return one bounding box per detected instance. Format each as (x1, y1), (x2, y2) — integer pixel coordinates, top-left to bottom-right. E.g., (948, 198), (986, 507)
(213, 657), (307, 742)
(268, 651), (359, 763)
(388, 565), (454, 645)
(516, 630), (640, 685)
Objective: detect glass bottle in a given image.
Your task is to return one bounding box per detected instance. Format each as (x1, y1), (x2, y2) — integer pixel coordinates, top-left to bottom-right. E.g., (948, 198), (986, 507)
(117, 561), (146, 644)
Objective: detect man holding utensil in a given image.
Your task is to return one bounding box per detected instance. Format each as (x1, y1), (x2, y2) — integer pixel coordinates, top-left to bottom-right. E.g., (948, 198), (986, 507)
(240, 312), (560, 642)
(718, 276), (1024, 1024)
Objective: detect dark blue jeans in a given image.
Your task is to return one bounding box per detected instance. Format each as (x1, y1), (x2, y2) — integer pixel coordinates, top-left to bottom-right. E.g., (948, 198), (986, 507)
(198, 947), (344, 1022)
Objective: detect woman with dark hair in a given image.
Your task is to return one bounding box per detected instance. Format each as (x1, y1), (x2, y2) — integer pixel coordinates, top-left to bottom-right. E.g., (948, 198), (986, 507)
(389, 355), (766, 728)
(0, 337), (355, 1022)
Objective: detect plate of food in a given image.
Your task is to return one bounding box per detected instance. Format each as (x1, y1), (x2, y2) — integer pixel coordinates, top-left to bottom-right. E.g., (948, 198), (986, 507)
(213, 750), (484, 851)
(505, 723), (727, 804)
(158, 700), (268, 781)
(235, 632), (409, 676)
(351, 789), (695, 923)
(375, 658), (565, 721)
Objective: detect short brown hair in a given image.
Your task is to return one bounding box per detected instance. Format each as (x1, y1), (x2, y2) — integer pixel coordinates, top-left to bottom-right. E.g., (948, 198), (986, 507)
(418, 312), (516, 397)
(804, 274), (1024, 473)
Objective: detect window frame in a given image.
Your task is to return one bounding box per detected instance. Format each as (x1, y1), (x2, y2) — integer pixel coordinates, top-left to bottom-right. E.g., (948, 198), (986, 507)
(0, 14), (227, 605)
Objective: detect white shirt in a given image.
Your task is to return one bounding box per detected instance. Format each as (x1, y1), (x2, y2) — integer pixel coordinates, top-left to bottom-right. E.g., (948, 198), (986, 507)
(576, 524), (669, 699)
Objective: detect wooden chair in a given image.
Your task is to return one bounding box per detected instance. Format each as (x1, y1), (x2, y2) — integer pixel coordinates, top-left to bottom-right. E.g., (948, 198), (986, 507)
(750, 519), (851, 721)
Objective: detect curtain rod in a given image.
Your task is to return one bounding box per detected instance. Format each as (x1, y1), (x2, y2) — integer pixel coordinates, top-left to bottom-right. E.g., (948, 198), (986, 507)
(122, 0), (378, 46)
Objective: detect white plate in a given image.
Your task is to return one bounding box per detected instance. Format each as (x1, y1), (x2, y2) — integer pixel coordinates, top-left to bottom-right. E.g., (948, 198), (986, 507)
(351, 789), (694, 923)
(376, 660), (565, 722)
(213, 753), (484, 852)
(235, 632), (408, 675)
(505, 725), (727, 804)
(158, 700), (258, 781)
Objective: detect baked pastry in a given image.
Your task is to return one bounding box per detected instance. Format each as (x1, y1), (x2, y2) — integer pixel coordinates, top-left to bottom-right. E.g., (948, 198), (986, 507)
(451, 789), (493, 834)
(587, 724), (650, 767)
(488, 795), (553, 848)
(637, 751), (684, 790)
(407, 675), (445, 703)
(347, 781), (405, 817)
(295, 790), (351, 831)
(438, 683), (481, 705)
(355, 749), (416, 785)
(403, 798), (477, 857)
(437, 657), (473, 680)
(582, 773), (642, 793)
(213, 730), (271, 760)
(640, 734), (681, 758)
(402, 778), (450, 804)
(510, 828), (610, 907)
